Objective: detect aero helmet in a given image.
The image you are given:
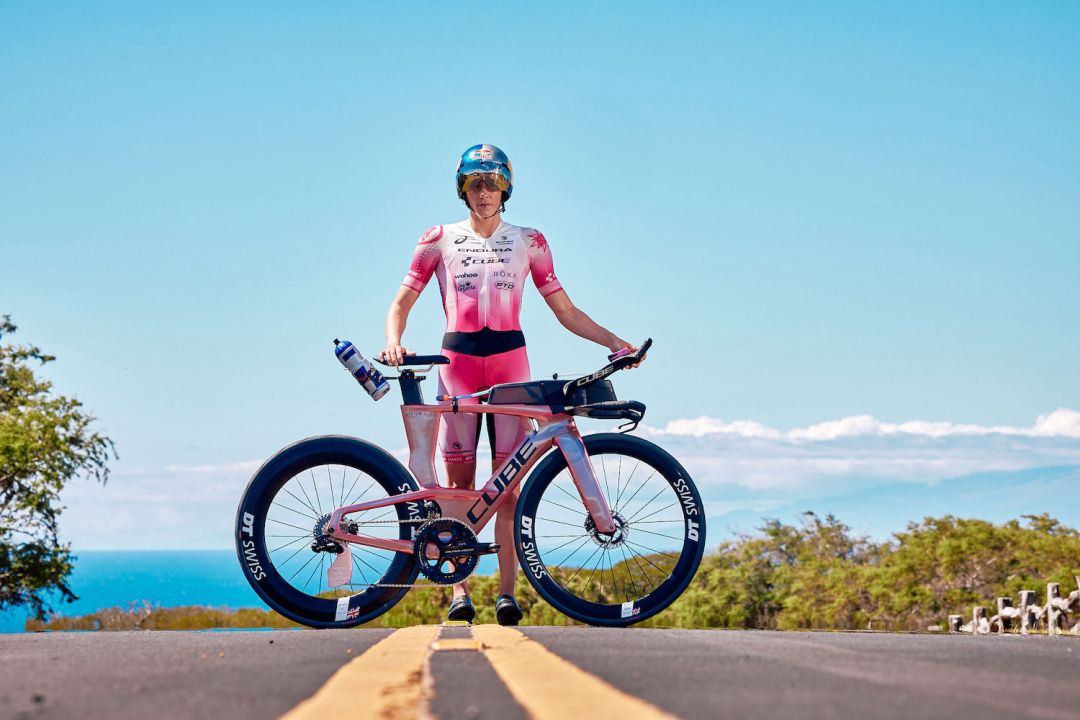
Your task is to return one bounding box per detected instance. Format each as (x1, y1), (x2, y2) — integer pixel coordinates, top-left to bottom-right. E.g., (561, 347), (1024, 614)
(455, 144), (513, 203)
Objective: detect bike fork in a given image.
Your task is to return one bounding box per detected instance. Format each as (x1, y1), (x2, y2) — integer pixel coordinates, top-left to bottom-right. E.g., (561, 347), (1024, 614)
(554, 429), (617, 534)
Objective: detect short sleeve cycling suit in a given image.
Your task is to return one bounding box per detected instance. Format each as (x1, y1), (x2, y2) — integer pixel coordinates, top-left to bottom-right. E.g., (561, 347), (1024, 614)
(402, 220), (562, 464)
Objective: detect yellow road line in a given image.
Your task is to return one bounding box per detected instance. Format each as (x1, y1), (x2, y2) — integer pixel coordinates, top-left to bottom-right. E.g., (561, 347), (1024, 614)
(473, 625), (676, 720)
(280, 625), (439, 720)
(431, 638), (482, 651)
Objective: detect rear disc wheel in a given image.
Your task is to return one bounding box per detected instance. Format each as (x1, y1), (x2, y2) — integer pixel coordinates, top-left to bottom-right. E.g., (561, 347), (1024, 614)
(235, 436), (422, 628)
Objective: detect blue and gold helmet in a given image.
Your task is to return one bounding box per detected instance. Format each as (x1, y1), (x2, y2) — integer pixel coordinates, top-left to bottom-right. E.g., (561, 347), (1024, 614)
(456, 144), (514, 202)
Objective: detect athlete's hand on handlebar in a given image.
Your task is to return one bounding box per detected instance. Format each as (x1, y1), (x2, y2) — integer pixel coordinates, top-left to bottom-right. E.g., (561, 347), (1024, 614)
(379, 342), (415, 366)
(607, 339), (646, 369)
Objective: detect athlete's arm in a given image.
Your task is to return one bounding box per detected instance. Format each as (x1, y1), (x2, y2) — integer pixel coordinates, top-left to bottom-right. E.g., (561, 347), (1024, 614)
(382, 286), (419, 365)
(543, 289), (635, 356)
(527, 228), (639, 362)
(383, 226), (444, 365)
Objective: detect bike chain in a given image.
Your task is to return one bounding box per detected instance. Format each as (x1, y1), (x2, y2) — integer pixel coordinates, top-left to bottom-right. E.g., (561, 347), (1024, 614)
(348, 519), (427, 526)
(335, 516), (453, 589)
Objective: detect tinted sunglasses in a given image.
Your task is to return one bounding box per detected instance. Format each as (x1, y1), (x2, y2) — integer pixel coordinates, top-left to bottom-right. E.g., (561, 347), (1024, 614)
(461, 173), (510, 193)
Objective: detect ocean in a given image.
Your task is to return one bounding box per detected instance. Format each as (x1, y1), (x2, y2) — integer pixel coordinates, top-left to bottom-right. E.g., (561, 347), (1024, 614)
(0, 549), (499, 633)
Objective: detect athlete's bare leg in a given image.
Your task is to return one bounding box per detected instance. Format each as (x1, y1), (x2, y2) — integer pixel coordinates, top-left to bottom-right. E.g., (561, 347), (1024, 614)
(494, 469), (520, 597)
(446, 462), (476, 599)
(446, 460), (518, 598)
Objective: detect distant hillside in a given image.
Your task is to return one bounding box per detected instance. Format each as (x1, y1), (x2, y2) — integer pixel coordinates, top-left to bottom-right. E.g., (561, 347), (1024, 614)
(707, 464), (1080, 541)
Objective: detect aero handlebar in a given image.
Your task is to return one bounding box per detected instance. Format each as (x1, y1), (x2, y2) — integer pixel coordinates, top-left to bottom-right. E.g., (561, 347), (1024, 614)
(562, 338), (652, 399)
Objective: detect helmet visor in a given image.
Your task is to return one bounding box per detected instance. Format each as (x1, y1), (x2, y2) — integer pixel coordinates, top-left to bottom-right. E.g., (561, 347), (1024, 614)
(460, 172), (510, 193)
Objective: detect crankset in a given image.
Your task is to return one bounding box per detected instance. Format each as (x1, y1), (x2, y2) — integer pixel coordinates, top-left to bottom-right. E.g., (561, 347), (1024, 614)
(413, 517), (500, 585)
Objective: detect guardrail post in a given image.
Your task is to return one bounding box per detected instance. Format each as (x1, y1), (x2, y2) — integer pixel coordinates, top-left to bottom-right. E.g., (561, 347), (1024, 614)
(1019, 590), (1036, 634)
(973, 606), (989, 634)
(1071, 577), (1080, 635)
(1047, 583), (1061, 636)
(948, 581), (1080, 637)
(994, 597), (1014, 633)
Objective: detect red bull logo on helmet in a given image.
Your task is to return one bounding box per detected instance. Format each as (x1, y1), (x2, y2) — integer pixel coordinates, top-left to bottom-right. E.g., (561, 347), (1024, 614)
(472, 146), (495, 161)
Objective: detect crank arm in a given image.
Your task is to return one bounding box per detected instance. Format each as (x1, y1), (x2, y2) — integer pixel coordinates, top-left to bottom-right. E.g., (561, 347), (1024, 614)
(442, 543), (501, 558)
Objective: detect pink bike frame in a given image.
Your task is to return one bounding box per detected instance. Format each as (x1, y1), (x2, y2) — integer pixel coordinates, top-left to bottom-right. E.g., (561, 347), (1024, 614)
(323, 401), (617, 555)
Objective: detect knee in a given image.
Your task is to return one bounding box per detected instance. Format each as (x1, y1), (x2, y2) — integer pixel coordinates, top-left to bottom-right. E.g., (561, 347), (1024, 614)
(445, 462), (477, 489)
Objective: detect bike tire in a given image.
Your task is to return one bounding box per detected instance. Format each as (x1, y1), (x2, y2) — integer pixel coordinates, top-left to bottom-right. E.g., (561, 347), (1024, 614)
(235, 435), (423, 629)
(515, 433), (705, 626)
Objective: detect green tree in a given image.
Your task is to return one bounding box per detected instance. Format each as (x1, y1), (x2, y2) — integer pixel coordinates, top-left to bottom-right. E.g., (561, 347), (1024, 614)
(771, 512), (879, 630)
(0, 315), (116, 619)
(866, 514), (1080, 629)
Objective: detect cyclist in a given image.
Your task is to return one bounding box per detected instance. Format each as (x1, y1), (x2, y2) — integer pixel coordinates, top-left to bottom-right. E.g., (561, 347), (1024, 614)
(381, 143), (636, 625)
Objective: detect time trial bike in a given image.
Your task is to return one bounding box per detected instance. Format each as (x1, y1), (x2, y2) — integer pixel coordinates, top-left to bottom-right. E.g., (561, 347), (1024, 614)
(234, 338), (705, 627)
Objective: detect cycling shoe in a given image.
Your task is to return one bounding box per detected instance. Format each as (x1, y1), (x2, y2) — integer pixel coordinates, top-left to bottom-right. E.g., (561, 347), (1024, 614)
(447, 595), (475, 623)
(495, 594), (523, 626)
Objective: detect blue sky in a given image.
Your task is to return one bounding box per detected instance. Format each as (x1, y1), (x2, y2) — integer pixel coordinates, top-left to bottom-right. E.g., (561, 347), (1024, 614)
(2, 2), (1078, 549)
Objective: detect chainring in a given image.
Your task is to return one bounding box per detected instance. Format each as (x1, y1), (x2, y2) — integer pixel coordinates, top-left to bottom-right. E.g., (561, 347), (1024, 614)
(413, 518), (479, 585)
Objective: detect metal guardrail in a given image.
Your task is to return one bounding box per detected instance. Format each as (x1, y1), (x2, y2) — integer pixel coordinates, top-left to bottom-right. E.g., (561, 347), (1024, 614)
(948, 577), (1080, 636)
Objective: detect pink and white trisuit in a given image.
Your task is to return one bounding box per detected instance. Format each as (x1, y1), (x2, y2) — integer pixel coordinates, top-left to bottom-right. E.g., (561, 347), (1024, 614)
(401, 220), (563, 464)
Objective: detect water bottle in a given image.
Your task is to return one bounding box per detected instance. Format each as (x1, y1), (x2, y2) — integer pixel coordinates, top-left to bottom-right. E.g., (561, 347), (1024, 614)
(333, 339), (390, 401)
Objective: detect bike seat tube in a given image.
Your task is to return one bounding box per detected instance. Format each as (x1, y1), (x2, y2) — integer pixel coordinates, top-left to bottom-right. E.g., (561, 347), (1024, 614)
(554, 430), (617, 534)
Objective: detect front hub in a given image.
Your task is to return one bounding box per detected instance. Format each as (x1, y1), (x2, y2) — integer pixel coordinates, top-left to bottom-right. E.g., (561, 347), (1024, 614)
(584, 511), (629, 548)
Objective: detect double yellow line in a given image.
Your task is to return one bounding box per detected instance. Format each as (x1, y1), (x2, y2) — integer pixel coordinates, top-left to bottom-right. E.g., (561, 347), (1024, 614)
(282, 624), (674, 720)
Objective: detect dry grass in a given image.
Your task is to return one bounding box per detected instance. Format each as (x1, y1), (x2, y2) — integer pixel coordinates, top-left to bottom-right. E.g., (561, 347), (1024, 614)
(25, 602), (301, 631)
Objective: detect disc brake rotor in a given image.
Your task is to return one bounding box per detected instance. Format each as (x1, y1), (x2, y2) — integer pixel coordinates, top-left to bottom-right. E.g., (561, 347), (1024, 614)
(584, 511), (630, 548)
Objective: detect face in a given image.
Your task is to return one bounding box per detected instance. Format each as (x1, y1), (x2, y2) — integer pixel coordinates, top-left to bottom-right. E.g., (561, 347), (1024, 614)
(464, 175), (503, 216)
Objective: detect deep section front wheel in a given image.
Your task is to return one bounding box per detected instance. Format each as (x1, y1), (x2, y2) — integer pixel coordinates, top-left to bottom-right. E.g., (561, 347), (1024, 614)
(515, 433), (705, 626)
(235, 435), (423, 628)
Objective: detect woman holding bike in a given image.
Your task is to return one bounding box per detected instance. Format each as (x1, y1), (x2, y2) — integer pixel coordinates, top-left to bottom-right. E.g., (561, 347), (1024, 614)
(381, 144), (636, 625)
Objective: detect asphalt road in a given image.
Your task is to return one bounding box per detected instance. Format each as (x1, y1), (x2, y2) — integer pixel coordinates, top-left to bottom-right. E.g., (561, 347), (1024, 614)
(521, 627), (1080, 720)
(0, 629), (390, 720)
(2, 627), (1078, 720)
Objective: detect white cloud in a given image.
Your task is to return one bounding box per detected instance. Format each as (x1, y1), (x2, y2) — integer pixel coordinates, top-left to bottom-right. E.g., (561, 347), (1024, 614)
(1031, 408), (1080, 438)
(638, 408), (1080, 493)
(650, 416), (781, 439)
(162, 460), (262, 475)
(644, 407), (1080, 442)
(60, 459), (263, 549)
